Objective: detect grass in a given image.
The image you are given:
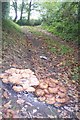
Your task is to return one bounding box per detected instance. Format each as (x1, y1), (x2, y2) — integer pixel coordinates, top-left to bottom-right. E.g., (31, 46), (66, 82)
(2, 19), (27, 48)
(24, 26), (73, 55)
(23, 26), (79, 82)
(2, 19), (21, 32)
(45, 38), (73, 55)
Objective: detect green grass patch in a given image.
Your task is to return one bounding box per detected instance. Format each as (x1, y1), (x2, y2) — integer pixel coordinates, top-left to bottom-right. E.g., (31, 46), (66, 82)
(2, 19), (26, 48)
(2, 19), (21, 32)
(45, 38), (73, 55)
(25, 26), (74, 55)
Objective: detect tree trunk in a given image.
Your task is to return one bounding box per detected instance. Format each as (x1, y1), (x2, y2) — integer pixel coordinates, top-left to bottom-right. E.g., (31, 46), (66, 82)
(13, 0), (17, 22)
(2, 2), (10, 19)
(27, 0), (32, 24)
(20, 0), (24, 21)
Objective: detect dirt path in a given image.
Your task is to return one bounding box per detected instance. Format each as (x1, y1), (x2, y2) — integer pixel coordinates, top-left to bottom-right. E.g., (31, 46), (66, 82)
(1, 26), (79, 119)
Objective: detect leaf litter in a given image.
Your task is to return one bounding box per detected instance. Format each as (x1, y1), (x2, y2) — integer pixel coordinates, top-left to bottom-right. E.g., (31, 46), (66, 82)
(1, 26), (79, 119)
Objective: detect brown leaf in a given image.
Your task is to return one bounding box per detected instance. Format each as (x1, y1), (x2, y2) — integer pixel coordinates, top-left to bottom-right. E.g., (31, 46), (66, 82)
(3, 91), (9, 99)
(3, 100), (11, 108)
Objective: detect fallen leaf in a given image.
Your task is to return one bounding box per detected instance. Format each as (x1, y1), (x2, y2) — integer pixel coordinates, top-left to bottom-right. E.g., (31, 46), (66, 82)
(3, 100), (11, 108)
(3, 91), (9, 99)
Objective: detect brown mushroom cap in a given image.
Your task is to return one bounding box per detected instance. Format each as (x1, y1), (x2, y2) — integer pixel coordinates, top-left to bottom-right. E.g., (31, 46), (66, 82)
(56, 97), (67, 103)
(35, 89), (45, 96)
(50, 78), (59, 84)
(38, 96), (46, 101)
(25, 87), (35, 92)
(8, 76), (20, 84)
(59, 86), (67, 93)
(58, 91), (66, 98)
(48, 82), (56, 88)
(13, 86), (23, 92)
(44, 89), (49, 94)
(45, 96), (56, 104)
(0, 73), (8, 79)
(48, 86), (59, 94)
(2, 78), (9, 83)
(39, 82), (48, 89)
(45, 94), (54, 98)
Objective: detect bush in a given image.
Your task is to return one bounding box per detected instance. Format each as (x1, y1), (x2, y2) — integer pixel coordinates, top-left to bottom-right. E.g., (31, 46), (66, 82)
(17, 19), (42, 26)
(17, 19), (28, 26)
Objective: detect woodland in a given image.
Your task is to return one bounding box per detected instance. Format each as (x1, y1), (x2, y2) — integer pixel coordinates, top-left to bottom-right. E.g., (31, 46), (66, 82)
(0, 0), (80, 119)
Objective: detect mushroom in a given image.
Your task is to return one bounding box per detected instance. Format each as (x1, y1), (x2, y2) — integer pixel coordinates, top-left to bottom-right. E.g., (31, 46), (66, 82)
(0, 73), (8, 79)
(45, 96), (56, 104)
(56, 97), (67, 103)
(44, 89), (49, 94)
(38, 96), (46, 101)
(25, 87), (35, 92)
(50, 78), (59, 84)
(35, 89), (45, 96)
(39, 82), (48, 89)
(13, 85), (23, 92)
(48, 82), (56, 88)
(2, 78), (9, 83)
(58, 91), (66, 98)
(8, 76), (20, 84)
(48, 86), (59, 94)
(45, 94), (54, 98)
(59, 86), (67, 93)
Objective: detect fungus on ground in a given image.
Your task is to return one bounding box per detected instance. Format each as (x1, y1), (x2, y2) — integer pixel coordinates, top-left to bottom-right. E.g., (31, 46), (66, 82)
(0, 68), (69, 106)
(35, 78), (69, 106)
(0, 68), (39, 92)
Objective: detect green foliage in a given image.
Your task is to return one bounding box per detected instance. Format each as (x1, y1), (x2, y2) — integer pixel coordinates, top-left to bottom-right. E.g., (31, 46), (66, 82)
(41, 2), (78, 42)
(72, 66), (79, 81)
(45, 38), (73, 55)
(17, 19), (42, 26)
(2, 19), (21, 32)
(2, 19), (23, 48)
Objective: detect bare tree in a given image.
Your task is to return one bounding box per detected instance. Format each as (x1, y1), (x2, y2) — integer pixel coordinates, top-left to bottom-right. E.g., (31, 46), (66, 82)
(27, 0), (32, 24)
(12, 0), (17, 22)
(20, 0), (25, 20)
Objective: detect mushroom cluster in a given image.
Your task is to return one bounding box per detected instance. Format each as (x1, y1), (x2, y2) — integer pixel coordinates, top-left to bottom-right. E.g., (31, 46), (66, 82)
(0, 68), (39, 92)
(0, 68), (69, 106)
(35, 78), (69, 106)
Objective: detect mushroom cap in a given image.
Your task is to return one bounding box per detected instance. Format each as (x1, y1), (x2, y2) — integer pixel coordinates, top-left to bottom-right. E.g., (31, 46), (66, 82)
(45, 96), (56, 104)
(35, 89), (45, 96)
(45, 94), (54, 98)
(44, 89), (49, 94)
(25, 87), (35, 92)
(48, 86), (59, 94)
(0, 73), (8, 79)
(58, 91), (66, 98)
(59, 86), (67, 93)
(2, 78), (9, 83)
(8, 76), (20, 84)
(48, 82), (56, 88)
(56, 97), (67, 103)
(13, 86), (23, 92)
(38, 96), (46, 101)
(50, 78), (59, 84)
(39, 82), (48, 89)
